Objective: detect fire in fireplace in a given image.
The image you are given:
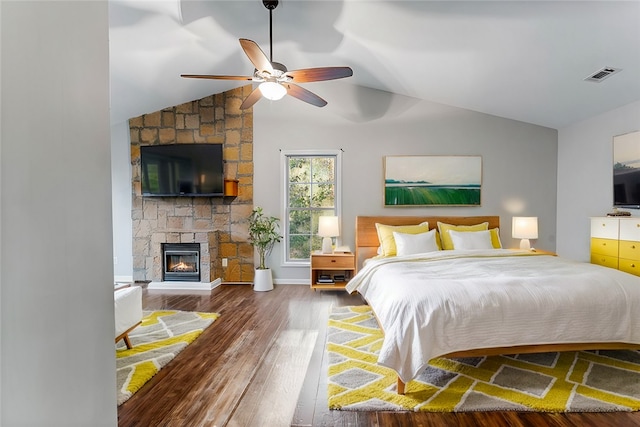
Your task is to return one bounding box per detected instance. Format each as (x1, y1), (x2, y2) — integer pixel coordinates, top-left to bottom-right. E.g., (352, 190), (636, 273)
(162, 243), (201, 282)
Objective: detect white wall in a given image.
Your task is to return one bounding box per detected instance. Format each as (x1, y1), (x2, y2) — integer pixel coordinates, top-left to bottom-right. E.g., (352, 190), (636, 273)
(557, 101), (640, 261)
(1, 2), (117, 425)
(111, 121), (133, 282)
(254, 83), (559, 283)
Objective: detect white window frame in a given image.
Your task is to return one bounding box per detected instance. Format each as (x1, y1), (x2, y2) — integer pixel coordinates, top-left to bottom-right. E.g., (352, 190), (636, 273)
(280, 149), (343, 266)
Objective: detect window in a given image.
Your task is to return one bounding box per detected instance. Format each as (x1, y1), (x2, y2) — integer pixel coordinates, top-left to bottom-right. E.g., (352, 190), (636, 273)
(281, 150), (342, 264)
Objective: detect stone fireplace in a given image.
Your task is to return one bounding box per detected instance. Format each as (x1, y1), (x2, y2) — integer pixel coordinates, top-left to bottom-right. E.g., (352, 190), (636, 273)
(130, 86), (256, 285)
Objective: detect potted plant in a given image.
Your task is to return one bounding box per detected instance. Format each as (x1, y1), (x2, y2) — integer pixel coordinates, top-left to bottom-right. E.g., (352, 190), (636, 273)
(248, 207), (282, 291)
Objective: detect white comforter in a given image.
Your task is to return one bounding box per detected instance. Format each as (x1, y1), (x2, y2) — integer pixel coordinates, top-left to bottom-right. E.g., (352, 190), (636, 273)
(345, 249), (640, 383)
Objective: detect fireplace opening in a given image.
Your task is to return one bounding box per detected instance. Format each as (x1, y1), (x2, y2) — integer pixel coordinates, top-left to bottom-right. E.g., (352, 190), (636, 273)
(162, 243), (201, 282)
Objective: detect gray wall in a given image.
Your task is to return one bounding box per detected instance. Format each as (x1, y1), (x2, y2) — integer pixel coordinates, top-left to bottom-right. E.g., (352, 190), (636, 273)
(111, 121), (133, 282)
(254, 83), (559, 283)
(1, 1), (117, 425)
(557, 101), (640, 261)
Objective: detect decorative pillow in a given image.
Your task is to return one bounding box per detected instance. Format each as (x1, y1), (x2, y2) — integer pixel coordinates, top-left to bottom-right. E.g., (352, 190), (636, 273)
(437, 222), (489, 250)
(449, 230), (494, 250)
(489, 228), (502, 249)
(375, 222), (429, 256)
(393, 229), (440, 256)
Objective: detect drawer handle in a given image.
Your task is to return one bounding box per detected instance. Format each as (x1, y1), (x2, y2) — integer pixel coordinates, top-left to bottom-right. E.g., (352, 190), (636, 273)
(633, 245), (637, 249)
(602, 223), (606, 227)
(331, 259), (336, 263)
(632, 264), (636, 268)
(602, 242), (607, 246)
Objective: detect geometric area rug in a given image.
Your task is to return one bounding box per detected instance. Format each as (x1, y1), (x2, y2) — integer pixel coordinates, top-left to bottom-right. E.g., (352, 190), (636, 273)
(116, 310), (219, 405)
(327, 306), (640, 412)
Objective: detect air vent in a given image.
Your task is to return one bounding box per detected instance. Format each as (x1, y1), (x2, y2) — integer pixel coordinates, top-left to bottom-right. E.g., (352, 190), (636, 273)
(584, 67), (622, 83)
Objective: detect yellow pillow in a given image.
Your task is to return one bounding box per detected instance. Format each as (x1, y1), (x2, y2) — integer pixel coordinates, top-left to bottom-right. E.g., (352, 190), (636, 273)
(437, 222), (489, 250)
(489, 228), (502, 249)
(375, 222), (430, 256)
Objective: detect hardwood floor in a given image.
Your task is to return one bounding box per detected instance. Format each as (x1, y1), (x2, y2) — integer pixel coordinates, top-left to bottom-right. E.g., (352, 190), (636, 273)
(118, 284), (640, 427)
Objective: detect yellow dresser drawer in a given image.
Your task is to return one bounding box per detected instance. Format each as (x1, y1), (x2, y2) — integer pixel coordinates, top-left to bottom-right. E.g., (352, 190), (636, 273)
(619, 258), (640, 276)
(590, 237), (619, 257)
(619, 240), (640, 261)
(591, 253), (618, 269)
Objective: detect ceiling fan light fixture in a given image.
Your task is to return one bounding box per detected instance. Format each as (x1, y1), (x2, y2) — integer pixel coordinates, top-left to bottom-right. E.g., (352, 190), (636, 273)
(259, 81), (286, 100)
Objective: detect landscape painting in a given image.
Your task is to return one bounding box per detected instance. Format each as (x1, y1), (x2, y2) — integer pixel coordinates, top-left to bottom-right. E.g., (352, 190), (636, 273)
(384, 156), (482, 206)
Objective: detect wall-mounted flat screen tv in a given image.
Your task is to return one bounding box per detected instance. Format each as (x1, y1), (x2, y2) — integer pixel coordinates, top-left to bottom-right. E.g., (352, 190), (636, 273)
(141, 143), (224, 197)
(613, 131), (640, 209)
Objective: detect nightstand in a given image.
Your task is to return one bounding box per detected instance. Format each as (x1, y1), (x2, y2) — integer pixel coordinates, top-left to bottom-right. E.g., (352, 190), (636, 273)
(509, 248), (556, 256)
(310, 252), (355, 291)
(529, 249), (556, 256)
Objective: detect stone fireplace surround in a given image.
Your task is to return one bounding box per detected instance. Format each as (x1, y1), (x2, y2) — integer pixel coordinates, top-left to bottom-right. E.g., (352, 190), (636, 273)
(130, 86), (256, 286)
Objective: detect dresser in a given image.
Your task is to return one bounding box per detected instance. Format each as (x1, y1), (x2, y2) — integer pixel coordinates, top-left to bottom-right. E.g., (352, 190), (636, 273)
(590, 217), (640, 276)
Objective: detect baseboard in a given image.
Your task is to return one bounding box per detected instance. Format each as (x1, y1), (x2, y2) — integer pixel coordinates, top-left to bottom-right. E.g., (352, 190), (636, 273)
(147, 278), (222, 291)
(220, 280), (309, 286)
(273, 279), (309, 286)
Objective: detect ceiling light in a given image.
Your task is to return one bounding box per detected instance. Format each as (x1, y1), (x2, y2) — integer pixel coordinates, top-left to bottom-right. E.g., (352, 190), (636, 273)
(259, 82), (287, 101)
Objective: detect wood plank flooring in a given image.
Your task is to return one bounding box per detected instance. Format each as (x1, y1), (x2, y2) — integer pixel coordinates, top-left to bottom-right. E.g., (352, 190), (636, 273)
(118, 284), (640, 427)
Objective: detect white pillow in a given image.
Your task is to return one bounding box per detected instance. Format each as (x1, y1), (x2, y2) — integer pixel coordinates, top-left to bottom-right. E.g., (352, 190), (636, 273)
(393, 229), (440, 256)
(449, 230), (494, 250)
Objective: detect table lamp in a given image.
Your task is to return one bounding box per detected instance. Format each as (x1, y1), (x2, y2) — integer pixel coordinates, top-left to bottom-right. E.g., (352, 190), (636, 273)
(512, 216), (538, 250)
(318, 216), (339, 254)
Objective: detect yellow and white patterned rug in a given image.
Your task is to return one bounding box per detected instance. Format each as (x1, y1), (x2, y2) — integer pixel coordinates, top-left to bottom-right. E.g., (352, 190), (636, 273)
(116, 310), (219, 405)
(327, 306), (640, 412)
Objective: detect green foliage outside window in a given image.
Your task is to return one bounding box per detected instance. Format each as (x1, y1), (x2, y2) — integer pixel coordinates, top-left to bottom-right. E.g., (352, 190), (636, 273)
(286, 156), (336, 260)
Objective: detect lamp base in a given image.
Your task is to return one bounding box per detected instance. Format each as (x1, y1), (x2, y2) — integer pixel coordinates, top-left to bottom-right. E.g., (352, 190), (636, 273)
(519, 239), (531, 250)
(321, 237), (333, 254)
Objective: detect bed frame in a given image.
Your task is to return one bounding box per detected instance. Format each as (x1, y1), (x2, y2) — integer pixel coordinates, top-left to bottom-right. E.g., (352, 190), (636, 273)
(354, 215), (640, 394)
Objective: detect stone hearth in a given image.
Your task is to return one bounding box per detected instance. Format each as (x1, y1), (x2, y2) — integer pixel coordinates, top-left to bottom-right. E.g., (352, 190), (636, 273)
(130, 86), (256, 284)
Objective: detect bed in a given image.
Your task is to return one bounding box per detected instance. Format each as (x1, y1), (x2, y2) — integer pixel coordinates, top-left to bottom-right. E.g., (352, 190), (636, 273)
(346, 215), (640, 394)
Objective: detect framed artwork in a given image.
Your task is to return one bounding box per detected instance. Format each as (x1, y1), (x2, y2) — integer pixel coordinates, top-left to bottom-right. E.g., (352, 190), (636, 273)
(384, 155), (482, 206)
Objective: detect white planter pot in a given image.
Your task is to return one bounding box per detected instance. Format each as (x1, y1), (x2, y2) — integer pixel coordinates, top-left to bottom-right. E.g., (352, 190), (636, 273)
(253, 268), (274, 292)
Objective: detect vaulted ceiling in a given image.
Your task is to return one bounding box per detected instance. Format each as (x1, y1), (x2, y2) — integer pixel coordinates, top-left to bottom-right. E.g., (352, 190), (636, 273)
(109, 1), (640, 129)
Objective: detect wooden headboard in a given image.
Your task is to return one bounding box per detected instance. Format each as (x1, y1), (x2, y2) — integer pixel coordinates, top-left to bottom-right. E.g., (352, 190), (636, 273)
(355, 215), (500, 272)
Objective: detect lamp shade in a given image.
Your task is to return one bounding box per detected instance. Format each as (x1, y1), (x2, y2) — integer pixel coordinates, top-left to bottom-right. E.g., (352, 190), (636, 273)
(318, 216), (340, 237)
(512, 217), (538, 250)
(512, 217), (538, 239)
(318, 216), (339, 254)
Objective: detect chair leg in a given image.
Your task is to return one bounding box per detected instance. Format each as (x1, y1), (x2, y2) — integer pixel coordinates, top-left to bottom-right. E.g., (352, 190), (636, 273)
(123, 334), (133, 350)
(115, 321), (141, 349)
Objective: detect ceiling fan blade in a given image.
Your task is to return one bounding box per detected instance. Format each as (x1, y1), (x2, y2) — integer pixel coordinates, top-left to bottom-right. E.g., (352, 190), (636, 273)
(285, 67), (353, 83)
(283, 83), (327, 107)
(239, 39), (274, 75)
(240, 86), (263, 110)
(181, 74), (253, 81)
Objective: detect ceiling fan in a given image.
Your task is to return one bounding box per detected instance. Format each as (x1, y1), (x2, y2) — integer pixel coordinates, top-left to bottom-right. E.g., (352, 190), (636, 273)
(181, 0), (353, 109)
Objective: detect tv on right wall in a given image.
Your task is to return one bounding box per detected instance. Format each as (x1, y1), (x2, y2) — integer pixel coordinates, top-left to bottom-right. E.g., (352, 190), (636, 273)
(613, 130), (640, 209)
